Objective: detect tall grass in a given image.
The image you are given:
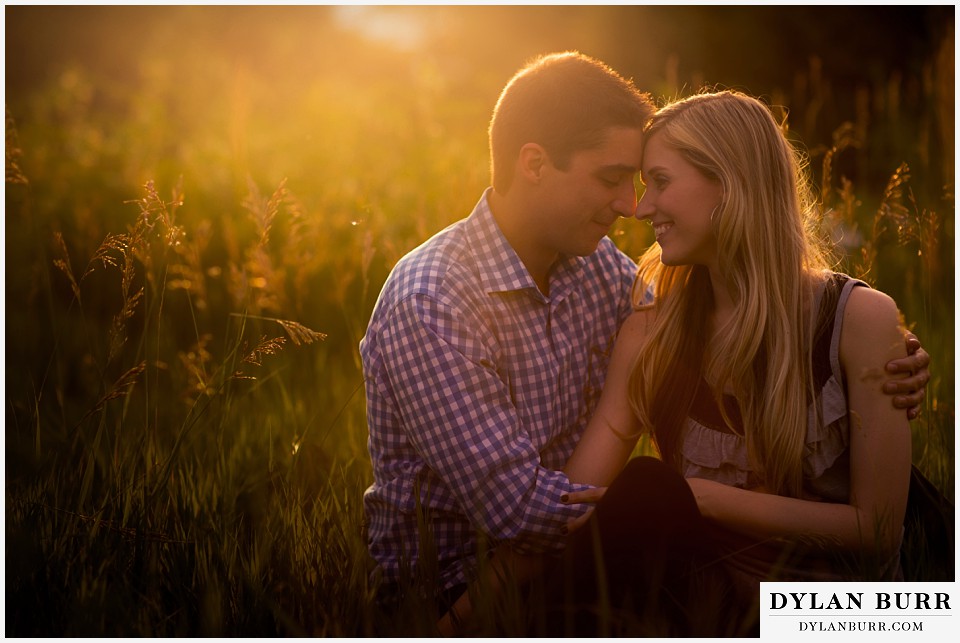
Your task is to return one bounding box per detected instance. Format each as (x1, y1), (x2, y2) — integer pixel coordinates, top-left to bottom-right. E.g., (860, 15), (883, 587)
(5, 18), (953, 636)
(7, 175), (372, 636)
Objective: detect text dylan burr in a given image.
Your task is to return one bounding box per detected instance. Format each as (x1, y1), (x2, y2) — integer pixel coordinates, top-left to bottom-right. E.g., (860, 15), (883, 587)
(770, 592), (951, 611)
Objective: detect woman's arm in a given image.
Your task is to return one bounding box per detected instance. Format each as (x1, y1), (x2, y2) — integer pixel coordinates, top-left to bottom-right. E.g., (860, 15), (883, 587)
(688, 287), (912, 558)
(841, 287), (913, 552)
(563, 308), (652, 486)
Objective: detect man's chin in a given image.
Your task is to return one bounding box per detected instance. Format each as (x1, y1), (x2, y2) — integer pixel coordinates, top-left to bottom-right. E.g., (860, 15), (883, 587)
(574, 240), (603, 257)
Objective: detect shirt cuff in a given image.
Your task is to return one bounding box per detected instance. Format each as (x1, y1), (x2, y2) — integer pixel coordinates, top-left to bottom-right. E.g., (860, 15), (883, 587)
(510, 479), (598, 555)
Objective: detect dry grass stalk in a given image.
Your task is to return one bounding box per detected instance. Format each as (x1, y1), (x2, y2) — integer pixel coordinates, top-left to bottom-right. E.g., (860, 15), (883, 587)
(852, 163), (917, 281)
(916, 206), (941, 281)
(853, 211), (882, 281)
(232, 336), (288, 380)
(132, 179), (185, 245)
(243, 245), (286, 313)
(129, 181), (186, 292)
(87, 233), (127, 276)
(5, 105), (28, 185)
(820, 122), (859, 215)
(281, 192), (316, 307)
(230, 313), (327, 347)
(52, 231), (82, 302)
(243, 176), (288, 248)
(107, 248), (144, 364)
(276, 319), (327, 346)
(233, 179), (291, 313)
(54, 181), (187, 366)
(178, 334), (215, 401)
(168, 219), (213, 311)
(79, 361), (147, 424)
(878, 162), (913, 241)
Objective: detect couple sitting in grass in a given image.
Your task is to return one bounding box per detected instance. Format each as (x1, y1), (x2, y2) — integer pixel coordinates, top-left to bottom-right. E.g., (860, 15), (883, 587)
(359, 52), (932, 636)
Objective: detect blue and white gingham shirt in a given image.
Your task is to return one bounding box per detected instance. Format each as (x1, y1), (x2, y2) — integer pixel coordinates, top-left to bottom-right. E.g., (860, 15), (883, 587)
(360, 189), (637, 591)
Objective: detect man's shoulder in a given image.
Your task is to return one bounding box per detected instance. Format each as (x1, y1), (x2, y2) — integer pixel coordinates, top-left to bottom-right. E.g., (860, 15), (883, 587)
(580, 236), (637, 290)
(592, 236), (637, 270)
(378, 218), (477, 304)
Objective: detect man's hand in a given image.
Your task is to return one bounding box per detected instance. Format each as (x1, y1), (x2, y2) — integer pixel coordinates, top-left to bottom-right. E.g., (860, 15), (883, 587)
(436, 543), (550, 636)
(884, 332), (931, 419)
(437, 591), (469, 637)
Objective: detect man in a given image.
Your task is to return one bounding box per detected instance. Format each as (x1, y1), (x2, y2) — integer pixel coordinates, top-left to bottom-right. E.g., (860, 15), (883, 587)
(359, 51), (928, 622)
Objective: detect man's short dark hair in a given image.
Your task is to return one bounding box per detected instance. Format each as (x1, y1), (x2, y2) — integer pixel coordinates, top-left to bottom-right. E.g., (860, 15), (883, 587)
(488, 51), (655, 193)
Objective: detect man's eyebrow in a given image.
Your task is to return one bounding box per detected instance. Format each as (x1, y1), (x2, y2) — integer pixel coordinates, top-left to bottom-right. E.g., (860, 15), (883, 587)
(596, 163), (639, 174)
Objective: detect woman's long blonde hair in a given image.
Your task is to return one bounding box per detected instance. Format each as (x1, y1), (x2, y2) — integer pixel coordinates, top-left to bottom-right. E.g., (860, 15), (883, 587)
(629, 91), (832, 497)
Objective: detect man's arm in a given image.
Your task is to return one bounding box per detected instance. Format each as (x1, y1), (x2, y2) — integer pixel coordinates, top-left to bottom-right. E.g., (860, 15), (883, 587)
(436, 307), (650, 635)
(379, 293), (592, 551)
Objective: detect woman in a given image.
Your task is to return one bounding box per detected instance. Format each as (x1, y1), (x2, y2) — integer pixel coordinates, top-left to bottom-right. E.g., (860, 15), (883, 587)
(556, 90), (913, 636)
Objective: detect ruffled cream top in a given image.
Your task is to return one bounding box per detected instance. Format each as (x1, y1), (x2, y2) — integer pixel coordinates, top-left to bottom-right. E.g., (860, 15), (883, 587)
(679, 273), (865, 502)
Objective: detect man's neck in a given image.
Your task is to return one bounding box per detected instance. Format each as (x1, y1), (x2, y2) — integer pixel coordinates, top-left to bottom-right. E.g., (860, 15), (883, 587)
(487, 189), (557, 296)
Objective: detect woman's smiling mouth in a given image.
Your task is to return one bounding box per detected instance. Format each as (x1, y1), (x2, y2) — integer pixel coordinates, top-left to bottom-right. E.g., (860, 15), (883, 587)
(653, 222), (673, 240)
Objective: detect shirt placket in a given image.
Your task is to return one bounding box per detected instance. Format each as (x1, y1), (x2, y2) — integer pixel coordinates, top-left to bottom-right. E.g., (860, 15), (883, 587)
(547, 295), (573, 434)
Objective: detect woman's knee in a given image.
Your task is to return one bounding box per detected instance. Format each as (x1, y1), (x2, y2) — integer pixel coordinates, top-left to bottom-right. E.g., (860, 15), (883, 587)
(597, 456), (701, 534)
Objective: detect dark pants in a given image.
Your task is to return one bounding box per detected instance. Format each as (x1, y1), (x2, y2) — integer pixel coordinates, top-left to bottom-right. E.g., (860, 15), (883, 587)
(536, 456), (756, 637)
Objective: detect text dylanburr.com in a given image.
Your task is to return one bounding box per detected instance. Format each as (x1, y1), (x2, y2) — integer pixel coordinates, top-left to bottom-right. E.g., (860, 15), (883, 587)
(761, 582), (955, 639)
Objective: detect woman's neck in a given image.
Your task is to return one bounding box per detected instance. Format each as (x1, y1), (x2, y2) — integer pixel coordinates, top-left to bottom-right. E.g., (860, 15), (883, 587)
(706, 266), (735, 329)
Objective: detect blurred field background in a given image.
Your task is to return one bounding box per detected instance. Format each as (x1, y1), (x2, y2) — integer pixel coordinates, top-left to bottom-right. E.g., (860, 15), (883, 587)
(4, 4), (955, 636)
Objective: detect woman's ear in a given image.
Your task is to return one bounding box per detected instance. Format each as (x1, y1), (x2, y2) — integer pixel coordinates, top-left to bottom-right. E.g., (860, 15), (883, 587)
(516, 142), (548, 185)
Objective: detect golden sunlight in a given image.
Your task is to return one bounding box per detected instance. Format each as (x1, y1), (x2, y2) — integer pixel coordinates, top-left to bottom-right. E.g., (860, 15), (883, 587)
(331, 5), (429, 51)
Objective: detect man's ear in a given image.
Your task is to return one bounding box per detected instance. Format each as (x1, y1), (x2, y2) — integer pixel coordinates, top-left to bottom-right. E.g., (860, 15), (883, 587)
(517, 143), (549, 185)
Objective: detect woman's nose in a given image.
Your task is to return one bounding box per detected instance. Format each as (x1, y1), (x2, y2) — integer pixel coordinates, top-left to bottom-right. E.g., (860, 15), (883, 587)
(634, 192), (654, 221)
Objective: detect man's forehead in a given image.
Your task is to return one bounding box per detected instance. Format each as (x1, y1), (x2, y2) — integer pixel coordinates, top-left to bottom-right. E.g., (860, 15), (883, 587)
(576, 127), (644, 169)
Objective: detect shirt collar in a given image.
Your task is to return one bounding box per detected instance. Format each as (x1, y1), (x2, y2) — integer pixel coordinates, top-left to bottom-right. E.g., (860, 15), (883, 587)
(465, 188), (585, 300)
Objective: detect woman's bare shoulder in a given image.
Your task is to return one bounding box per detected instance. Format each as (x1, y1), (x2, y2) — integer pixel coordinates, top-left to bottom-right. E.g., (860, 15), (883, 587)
(843, 286), (903, 334)
(841, 285), (907, 363)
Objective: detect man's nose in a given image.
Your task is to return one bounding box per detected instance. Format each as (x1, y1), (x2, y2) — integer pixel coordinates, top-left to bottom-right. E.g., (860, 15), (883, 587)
(612, 183), (638, 217)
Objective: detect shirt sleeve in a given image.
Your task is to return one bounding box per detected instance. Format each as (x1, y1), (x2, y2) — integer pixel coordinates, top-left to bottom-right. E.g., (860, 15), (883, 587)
(378, 292), (594, 553)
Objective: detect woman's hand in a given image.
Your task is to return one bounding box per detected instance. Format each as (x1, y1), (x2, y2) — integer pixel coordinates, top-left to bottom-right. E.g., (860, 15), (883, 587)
(561, 486), (608, 533)
(884, 332), (931, 419)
